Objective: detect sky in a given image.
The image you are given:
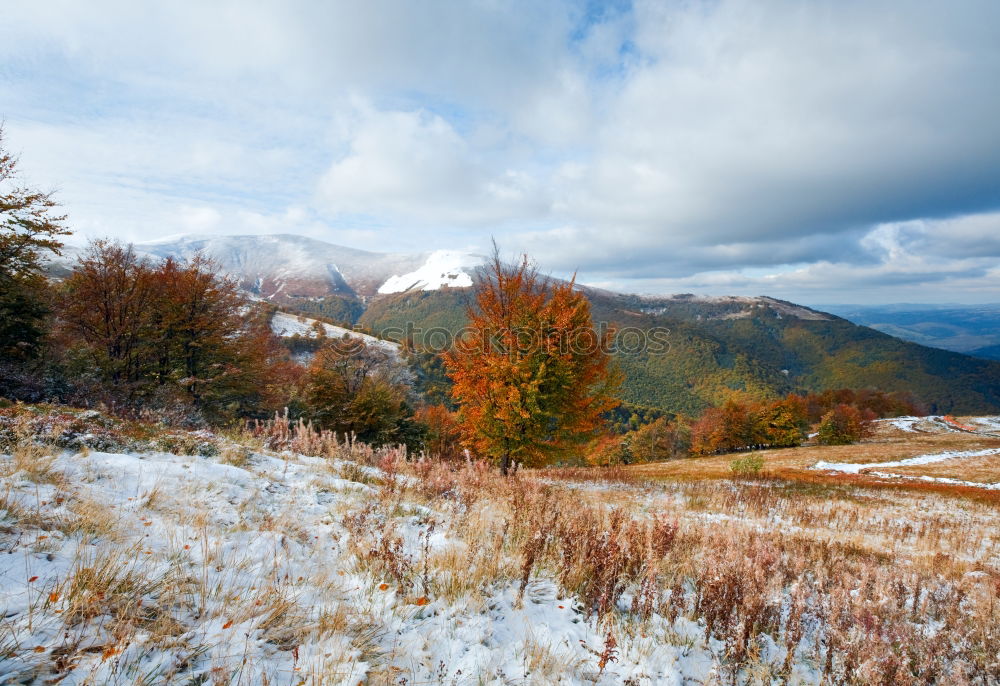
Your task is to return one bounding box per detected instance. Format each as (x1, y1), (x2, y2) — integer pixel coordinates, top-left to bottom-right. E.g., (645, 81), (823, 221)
(2, 0), (999, 305)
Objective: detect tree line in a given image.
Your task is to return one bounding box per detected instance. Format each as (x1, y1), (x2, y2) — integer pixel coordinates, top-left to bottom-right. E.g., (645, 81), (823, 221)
(590, 388), (920, 465)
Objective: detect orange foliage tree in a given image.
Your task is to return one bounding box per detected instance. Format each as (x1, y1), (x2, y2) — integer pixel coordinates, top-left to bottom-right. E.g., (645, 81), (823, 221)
(445, 249), (620, 474)
(59, 240), (286, 421)
(414, 404), (464, 460)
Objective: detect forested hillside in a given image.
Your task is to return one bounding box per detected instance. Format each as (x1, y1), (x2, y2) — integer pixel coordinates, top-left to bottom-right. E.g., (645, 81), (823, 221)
(356, 289), (1000, 416)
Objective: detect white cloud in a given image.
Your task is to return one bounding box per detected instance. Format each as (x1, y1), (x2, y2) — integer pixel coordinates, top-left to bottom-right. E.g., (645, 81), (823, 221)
(580, 212), (1000, 303)
(316, 101), (549, 226)
(2, 0), (999, 302)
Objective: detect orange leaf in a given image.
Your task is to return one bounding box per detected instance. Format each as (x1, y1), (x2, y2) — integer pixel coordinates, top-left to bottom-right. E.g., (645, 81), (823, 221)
(48, 592), (60, 603)
(183, 544), (190, 550)
(28, 576), (38, 583)
(378, 583), (390, 591)
(414, 596), (429, 606)
(33, 646), (45, 653)
(144, 522), (153, 527)
(223, 620), (233, 629)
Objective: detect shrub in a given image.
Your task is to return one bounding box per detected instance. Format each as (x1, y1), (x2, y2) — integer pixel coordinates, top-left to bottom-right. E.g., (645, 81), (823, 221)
(729, 453), (765, 478)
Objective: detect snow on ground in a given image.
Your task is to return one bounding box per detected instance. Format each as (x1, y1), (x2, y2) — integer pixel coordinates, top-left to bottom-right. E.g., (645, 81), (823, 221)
(270, 311), (400, 355)
(0, 446), (719, 684)
(971, 416), (1000, 432)
(874, 415), (963, 433)
(877, 416), (925, 432)
(812, 446), (1000, 483)
(377, 250), (477, 294)
(858, 472), (1000, 490)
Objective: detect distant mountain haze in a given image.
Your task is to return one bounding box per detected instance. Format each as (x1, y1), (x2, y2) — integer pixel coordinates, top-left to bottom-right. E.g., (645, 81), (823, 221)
(819, 304), (1000, 358)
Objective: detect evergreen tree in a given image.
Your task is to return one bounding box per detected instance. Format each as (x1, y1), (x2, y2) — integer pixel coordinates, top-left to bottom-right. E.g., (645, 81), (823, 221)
(0, 128), (70, 360)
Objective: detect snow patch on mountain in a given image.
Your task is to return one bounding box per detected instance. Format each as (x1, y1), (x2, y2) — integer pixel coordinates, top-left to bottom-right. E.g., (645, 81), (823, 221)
(134, 234), (436, 298)
(270, 311), (400, 355)
(377, 250), (478, 294)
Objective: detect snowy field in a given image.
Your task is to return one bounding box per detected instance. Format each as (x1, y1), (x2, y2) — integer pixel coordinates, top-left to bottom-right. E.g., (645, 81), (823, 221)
(1, 445), (712, 683)
(1, 406), (998, 684)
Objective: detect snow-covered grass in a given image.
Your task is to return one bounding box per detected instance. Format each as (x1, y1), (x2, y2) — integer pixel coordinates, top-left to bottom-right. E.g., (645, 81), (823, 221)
(812, 446), (1000, 474)
(2, 404), (999, 684)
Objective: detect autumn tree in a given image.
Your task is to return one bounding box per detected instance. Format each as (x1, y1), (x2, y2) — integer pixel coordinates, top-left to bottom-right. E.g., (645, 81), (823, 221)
(691, 398), (769, 455)
(58, 241), (285, 420)
(414, 404), (464, 460)
(445, 249), (620, 473)
(150, 255), (263, 414)
(629, 416), (691, 462)
(59, 241), (157, 389)
(0, 127), (70, 360)
(304, 338), (419, 447)
(816, 404), (871, 445)
(762, 395), (809, 447)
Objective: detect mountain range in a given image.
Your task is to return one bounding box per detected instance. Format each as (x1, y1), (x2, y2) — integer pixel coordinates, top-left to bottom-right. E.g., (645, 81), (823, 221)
(59, 234), (1000, 416)
(135, 234), (479, 300)
(817, 303), (1000, 360)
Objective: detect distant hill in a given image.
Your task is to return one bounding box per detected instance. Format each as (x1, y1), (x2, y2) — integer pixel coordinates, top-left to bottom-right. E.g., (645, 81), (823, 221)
(969, 344), (1000, 361)
(819, 303), (1000, 356)
(134, 234), (481, 303)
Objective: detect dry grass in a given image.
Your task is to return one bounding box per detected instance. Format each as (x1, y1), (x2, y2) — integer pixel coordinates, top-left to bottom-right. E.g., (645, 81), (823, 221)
(623, 425), (1000, 502)
(887, 453), (1000, 482)
(3, 443), (64, 486)
(391, 454), (1000, 684)
(3, 403), (999, 684)
(631, 433), (999, 477)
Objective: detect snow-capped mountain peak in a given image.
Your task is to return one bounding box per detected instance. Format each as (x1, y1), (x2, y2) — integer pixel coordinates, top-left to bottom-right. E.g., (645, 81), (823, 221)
(377, 250), (479, 294)
(112, 234), (487, 302)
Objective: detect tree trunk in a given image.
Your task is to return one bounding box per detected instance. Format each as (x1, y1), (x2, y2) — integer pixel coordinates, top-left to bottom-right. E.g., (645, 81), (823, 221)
(500, 453), (511, 476)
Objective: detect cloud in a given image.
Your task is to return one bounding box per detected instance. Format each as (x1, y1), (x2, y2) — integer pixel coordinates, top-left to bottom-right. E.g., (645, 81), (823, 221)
(546, 0), (1000, 250)
(2, 0), (999, 302)
(582, 212), (1000, 304)
(316, 101), (549, 227)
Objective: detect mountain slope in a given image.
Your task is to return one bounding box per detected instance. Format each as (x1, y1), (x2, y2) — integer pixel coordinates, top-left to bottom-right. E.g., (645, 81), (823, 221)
(361, 289), (1000, 416)
(969, 344), (1000, 361)
(135, 234), (479, 302)
(83, 233), (1000, 415)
